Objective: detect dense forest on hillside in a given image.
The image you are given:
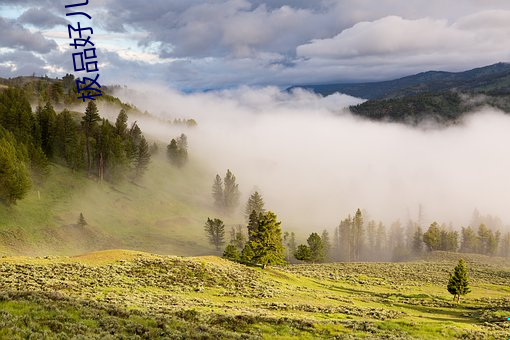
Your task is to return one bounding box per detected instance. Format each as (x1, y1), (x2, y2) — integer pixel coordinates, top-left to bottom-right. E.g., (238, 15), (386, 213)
(291, 63), (510, 124)
(0, 76), (152, 206)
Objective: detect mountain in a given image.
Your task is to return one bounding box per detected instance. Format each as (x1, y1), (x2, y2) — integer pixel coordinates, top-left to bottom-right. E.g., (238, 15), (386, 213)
(290, 62), (510, 100)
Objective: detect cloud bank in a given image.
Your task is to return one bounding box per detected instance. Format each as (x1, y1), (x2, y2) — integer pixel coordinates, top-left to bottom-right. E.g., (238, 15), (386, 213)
(113, 86), (510, 231)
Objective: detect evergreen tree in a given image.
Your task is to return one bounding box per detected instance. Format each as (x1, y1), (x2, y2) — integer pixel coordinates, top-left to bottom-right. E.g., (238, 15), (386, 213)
(352, 209), (364, 261)
(447, 259), (471, 303)
(223, 244), (240, 262)
(115, 109), (128, 137)
(366, 220), (377, 260)
(245, 211), (286, 268)
(166, 134), (188, 167)
(134, 136), (151, 180)
(375, 222), (387, 258)
(212, 174), (224, 211)
(412, 226), (423, 254)
(223, 169), (240, 214)
(294, 244), (312, 262)
(36, 102), (57, 158)
(307, 232), (325, 263)
(78, 213), (87, 226)
(0, 131), (31, 205)
(229, 225), (246, 251)
(500, 232), (510, 258)
(204, 218), (225, 251)
(283, 231), (297, 262)
(240, 243), (255, 264)
(423, 222), (441, 251)
(55, 109), (81, 169)
(460, 226), (478, 253)
(321, 229), (331, 262)
(245, 191), (265, 220)
(338, 216), (352, 261)
(81, 101), (100, 174)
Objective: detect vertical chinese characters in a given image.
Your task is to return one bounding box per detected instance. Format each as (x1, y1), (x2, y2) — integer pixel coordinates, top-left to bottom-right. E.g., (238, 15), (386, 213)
(65, 1), (102, 102)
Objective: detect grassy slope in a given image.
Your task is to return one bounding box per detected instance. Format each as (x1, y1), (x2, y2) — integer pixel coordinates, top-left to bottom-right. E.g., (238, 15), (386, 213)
(0, 153), (223, 256)
(0, 250), (508, 339)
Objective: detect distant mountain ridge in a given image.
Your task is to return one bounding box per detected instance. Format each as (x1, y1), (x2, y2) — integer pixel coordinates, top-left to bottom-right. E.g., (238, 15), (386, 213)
(290, 62), (510, 100)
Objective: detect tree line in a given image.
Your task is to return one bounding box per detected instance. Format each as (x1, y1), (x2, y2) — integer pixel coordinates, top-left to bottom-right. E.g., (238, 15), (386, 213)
(295, 209), (510, 263)
(0, 87), (152, 205)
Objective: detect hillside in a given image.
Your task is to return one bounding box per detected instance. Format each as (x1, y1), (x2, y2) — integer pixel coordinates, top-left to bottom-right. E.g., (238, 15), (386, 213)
(290, 63), (510, 100)
(290, 63), (510, 124)
(0, 153), (221, 256)
(0, 250), (508, 338)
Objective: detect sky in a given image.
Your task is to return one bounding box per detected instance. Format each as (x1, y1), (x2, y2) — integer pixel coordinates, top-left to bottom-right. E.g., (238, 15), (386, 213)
(1, 0), (510, 90)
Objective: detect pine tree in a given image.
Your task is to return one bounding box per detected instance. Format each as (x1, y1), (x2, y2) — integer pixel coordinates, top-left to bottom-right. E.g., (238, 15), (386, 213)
(204, 218), (225, 251)
(134, 136), (151, 180)
(166, 134), (188, 168)
(115, 109), (128, 137)
(223, 244), (240, 262)
(223, 169), (240, 214)
(240, 243), (255, 264)
(338, 216), (352, 261)
(229, 225), (246, 251)
(412, 226), (423, 254)
(294, 244), (312, 262)
(78, 213), (87, 226)
(283, 231), (297, 262)
(423, 222), (441, 251)
(212, 174), (224, 210)
(376, 222), (387, 259)
(460, 226), (478, 253)
(245, 191), (265, 220)
(0, 131), (31, 205)
(245, 211), (286, 268)
(321, 230), (331, 262)
(81, 101), (100, 174)
(352, 209), (364, 261)
(307, 232), (325, 263)
(247, 210), (260, 241)
(447, 259), (471, 303)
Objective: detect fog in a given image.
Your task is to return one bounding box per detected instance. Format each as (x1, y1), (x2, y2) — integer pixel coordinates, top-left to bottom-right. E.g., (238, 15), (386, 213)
(112, 85), (510, 232)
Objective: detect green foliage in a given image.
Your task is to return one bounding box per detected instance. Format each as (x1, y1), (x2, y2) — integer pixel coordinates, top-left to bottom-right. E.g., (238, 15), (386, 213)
(240, 243), (255, 264)
(204, 218), (225, 251)
(244, 211), (286, 268)
(244, 191), (265, 221)
(447, 259), (471, 303)
(423, 222), (442, 251)
(134, 136), (151, 180)
(412, 226), (423, 254)
(223, 244), (240, 262)
(0, 130), (31, 205)
(307, 232), (325, 263)
(294, 244), (311, 262)
(82, 101), (100, 174)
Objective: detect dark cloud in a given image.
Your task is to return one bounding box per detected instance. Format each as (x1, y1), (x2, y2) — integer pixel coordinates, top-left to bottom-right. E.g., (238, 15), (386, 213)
(0, 16), (57, 53)
(18, 7), (69, 29)
(4, 0), (510, 88)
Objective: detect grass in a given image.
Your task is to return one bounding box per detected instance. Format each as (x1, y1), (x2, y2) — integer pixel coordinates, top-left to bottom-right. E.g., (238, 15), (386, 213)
(0, 153), (226, 256)
(0, 250), (508, 338)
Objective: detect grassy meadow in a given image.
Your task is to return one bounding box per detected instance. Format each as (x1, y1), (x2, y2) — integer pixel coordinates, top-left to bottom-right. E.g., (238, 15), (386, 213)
(0, 250), (508, 339)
